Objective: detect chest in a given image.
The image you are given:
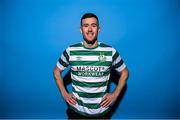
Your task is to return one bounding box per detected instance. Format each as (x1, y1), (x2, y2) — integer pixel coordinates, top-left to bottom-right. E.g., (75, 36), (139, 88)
(69, 50), (112, 67)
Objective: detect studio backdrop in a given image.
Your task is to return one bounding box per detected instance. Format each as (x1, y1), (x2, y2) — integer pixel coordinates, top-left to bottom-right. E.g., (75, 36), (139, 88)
(1, 0), (179, 119)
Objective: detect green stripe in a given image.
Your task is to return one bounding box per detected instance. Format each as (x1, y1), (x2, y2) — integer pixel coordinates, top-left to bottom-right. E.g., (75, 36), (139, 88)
(72, 79), (108, 87)
(114, 59), (124, 68)
(70, 43), (83, 47)
(73, 88), (105, 98)
(69, 106), (110, 117)
(99, 43), (111, 47)
(71, 70), (110, 77)
(113, 51), (119, 61)
(70, 51), (112, 56)
(70, 61), (112, 66)
(58, 58), (68, 67)
(63, 50), (69, 62)
(76, 99), (100, 109)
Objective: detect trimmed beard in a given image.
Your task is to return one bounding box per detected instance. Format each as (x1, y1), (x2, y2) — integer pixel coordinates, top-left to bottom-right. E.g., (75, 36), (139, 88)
(83, 36), (98, 45)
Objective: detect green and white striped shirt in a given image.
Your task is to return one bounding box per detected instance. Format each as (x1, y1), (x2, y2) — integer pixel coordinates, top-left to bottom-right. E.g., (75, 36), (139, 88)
(56, 42), (126, 116)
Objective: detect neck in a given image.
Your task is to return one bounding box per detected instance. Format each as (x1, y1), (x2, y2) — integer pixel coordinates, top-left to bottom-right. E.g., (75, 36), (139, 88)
(83, 40), (98, 49)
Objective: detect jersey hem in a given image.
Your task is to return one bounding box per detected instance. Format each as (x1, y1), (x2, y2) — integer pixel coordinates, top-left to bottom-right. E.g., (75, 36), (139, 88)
(69, 105), (110, 117)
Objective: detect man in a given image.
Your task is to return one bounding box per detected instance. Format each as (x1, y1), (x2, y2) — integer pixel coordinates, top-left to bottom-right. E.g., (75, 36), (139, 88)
(53, 13), (129, 119)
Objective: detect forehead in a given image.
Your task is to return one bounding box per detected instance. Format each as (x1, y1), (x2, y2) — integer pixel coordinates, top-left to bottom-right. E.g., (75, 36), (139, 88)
(82, 17), (98, 24)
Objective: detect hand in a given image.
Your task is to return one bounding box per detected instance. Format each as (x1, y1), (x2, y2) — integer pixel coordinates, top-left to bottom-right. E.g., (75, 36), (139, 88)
(100, 93), (117, 108)
(63, 93), (77, 106)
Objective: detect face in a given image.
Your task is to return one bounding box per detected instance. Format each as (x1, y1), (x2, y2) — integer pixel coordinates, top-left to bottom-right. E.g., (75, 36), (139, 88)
(80, 17), (100, 44)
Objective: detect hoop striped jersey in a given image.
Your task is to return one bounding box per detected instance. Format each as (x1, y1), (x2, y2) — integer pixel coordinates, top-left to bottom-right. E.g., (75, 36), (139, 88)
(56, 42), (126, 117)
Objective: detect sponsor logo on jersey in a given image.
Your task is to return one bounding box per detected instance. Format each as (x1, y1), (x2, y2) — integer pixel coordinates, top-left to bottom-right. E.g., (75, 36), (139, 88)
(76, 56), (82, 61)
(76, 66), (105, 71)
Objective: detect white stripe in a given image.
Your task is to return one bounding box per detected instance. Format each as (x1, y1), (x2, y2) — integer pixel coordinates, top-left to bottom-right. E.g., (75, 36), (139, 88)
(72, 85), (107, 93)
(115, 63), (126, 72)
(73, 92), (103, 104)
(69, 47), (112, 51)
(71, 73), (110, 83)
(72, 103), (109, 115)
(56, 62), (66, 70)
(66, 47), (70, 56)
(61, 54), (68, 64)
(112, 56), (122, 66)
(70, 56), (112, 61)
(112, 48), (116, 56)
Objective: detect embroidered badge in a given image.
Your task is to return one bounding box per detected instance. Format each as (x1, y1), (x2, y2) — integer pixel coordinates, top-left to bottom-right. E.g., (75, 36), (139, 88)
(98, 52), (106, 62)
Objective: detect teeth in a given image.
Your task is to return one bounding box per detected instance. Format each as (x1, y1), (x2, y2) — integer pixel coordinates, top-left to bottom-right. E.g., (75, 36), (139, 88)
(87, 33), (93, 37)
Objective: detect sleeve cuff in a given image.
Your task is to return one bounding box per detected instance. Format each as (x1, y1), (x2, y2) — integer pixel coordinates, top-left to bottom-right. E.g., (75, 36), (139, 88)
(115, 63), (126, 72)
(56, 62), (66, 71)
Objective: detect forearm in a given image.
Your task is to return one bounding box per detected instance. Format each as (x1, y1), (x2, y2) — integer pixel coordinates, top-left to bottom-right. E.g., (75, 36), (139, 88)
(100, 68), (129, 107)
(112, 68), (129, 98)
(53, 67), (77, 105)
(53, 67), (68, 97)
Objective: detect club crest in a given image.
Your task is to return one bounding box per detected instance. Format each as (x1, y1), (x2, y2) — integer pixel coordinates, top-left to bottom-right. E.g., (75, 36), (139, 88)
(98, 52), (106, 62)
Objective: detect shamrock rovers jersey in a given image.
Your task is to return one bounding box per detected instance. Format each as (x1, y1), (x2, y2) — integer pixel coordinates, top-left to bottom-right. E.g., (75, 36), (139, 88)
(56, 42), (126, 117)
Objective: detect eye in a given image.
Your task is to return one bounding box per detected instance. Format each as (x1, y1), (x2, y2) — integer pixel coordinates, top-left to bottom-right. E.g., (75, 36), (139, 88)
(83, 24), (89, 27)
(91, 23), (98, 27)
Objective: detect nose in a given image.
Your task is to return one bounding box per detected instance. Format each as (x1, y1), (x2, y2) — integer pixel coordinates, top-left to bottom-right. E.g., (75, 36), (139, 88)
(88, 26), (92, 31)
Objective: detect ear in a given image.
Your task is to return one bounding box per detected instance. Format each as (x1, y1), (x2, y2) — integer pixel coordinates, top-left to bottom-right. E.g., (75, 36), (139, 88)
(98, 27), (100, 33)
(80, 27), (82, 33)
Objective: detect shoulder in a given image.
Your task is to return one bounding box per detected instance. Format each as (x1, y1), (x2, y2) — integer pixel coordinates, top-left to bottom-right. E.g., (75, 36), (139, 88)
(69, 42), (83, 47)
(99, 42), (118, 56)
(99, 42), (116, 51)
(99, 42), (112, 48)
(65, 42), (83, 52)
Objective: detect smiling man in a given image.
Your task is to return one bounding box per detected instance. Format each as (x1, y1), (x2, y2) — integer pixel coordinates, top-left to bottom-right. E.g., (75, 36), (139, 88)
(53, 13), (129, 119)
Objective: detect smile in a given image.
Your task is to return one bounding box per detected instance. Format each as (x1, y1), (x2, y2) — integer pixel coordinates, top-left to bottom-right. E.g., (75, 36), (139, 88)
(87, 32), (94, 37)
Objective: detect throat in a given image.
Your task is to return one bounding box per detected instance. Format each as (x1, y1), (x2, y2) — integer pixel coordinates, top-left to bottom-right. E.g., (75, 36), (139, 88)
(83, 40), (98, 49)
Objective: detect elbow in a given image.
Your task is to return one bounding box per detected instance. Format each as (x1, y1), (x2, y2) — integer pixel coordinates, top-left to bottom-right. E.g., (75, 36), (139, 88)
(53, 69), (57, 80)
(126, 68), (129, 80)
(53, 67), (57, 78)
(123, 67), (129, 81)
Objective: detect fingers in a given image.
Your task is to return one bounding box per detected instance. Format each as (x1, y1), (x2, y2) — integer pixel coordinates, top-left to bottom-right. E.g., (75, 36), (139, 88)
(100, 93), (114, 108)
(71, 94), (77, 104)
(67, 97), (76, 106)
(65, 94), (77, 106)
(101, 100), (111, 108)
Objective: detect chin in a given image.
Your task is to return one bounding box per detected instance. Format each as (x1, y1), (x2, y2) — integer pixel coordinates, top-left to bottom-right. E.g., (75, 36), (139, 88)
(87, 38), (96, 42)
(84, 36), (97, 44)
(86, 40), (97, 44)
(87, 39), (94, 42)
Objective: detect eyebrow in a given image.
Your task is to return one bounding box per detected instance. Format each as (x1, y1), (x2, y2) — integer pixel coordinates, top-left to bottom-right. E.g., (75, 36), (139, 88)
(91, 23), (98, 26)
(82, 23), (98, 26)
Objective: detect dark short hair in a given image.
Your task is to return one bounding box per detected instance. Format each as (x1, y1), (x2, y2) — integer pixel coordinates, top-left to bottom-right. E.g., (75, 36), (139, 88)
(80, 13), (99, 26)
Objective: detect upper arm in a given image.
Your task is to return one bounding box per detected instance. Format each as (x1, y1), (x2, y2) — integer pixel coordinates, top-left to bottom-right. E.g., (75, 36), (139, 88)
(56, 48), (70, 71)
(53, 66), (65, 81)
(54, 66), (62, 74)
(112, 48), (126, 73)
(121, 67), (129, 78)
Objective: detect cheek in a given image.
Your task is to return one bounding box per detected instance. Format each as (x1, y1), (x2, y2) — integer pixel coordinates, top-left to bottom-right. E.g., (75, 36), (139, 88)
(94, 29), (99, 33)
(82, 28), (88, 33)
(93, 27), (99, 31)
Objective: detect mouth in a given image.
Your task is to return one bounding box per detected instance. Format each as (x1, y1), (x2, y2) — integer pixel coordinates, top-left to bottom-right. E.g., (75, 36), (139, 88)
(86, 32), (94, 38)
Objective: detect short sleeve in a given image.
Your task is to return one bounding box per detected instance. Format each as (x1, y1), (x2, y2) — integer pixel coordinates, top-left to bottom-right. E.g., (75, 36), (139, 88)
(56, 47), (70, 71)
(112, 48), (126, 72)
